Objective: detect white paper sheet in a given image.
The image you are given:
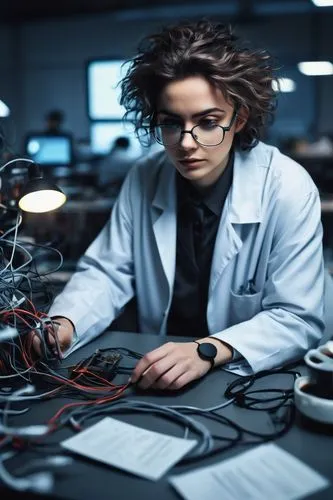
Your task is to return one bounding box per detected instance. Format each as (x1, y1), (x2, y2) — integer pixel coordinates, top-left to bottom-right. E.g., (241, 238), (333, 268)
(169, 443), (329, 500)
(61, 416), (197, 481)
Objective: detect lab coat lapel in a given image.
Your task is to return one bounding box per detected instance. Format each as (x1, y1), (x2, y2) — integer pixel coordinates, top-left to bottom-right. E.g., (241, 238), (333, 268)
(151, 160), (177, 293)
(210, 145), (268, 294)
(209, 211), (243, 293)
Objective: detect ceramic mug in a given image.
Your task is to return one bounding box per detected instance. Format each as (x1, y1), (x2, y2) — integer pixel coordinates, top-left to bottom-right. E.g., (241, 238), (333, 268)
(304, 341), (333, 399)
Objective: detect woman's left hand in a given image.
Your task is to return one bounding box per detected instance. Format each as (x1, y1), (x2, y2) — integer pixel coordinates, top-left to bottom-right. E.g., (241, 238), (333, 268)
(130, 341), (212, 390)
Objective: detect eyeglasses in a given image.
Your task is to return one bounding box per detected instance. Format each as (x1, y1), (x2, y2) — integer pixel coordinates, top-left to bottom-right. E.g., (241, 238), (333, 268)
(153, 109), (238, 147)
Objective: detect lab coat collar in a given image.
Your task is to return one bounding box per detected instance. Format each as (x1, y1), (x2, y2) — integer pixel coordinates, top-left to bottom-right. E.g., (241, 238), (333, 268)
(228, 143), (271, 224)
(150, 143), (271, 296)
(151, 154), (177, 294)
(151, 142), (271, 224)
(209, 143), (272, 294)
(152, 154), (176, 213)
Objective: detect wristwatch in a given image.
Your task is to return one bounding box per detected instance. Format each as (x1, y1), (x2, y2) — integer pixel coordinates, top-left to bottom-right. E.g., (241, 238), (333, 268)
(194, 341), (217, 371)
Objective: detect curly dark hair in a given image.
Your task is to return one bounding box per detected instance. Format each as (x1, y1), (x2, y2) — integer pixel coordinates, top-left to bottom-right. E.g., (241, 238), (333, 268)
(120, 19), (278, 150)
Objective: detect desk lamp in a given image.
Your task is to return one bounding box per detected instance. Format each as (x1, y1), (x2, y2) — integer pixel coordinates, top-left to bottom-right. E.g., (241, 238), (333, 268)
(0, 158), (66, 213)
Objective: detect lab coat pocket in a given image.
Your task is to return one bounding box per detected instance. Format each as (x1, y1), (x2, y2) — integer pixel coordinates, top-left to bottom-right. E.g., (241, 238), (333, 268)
(229, 289), (263, 325)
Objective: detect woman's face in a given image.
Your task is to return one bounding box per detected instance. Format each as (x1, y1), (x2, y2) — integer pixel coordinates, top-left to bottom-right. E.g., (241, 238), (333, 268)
(156, 76), (246, 189)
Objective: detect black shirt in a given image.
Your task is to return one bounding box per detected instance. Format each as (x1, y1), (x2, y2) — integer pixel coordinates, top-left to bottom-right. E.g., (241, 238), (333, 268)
(167, 152), (234, 337)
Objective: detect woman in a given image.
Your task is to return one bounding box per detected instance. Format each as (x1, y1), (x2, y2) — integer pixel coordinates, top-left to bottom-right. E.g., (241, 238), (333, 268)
(42, 19), (324, 390)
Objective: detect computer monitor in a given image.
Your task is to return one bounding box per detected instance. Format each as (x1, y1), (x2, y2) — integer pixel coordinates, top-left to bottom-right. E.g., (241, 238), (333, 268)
(87, 59), (129, 120)
(25, 133), (73, 166)
(90, 122), (143, 156)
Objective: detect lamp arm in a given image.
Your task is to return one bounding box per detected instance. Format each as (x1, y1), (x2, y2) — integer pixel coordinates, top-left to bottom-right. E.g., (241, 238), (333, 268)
(0, 158), (35, 174)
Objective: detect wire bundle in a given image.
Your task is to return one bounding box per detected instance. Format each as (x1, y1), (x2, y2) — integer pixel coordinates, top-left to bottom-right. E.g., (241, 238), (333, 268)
(0, 341), (136, 493)
(0, 178), (67, 376)
(0, 174), (132, 493)
(0, 173), (299, 493)
(45, 368), (297, 464)
(0, 343), (298, 494)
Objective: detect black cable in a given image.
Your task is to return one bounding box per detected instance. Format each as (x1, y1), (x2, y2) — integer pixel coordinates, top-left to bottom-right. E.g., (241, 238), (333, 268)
(224, 368), (301, 410)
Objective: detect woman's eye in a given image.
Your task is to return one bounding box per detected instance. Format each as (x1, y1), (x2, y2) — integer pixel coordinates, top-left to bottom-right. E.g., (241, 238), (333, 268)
(199, 119), (219, 129)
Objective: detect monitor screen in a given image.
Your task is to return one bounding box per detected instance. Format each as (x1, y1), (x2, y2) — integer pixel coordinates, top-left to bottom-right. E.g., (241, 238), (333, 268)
(25, 134), (73, 166)
(87, 59), (130, 120)
(90, 121), (164, 157)
(90, 121), (143, 156)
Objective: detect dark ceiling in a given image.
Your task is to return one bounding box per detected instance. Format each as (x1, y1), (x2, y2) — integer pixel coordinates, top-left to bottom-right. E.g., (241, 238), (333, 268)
(0, 0), (140, 22)
(0, 0), (328, 23)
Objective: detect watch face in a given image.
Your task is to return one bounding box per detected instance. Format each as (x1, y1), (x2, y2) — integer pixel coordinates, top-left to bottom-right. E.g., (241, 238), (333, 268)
(198, 342), (217, 360)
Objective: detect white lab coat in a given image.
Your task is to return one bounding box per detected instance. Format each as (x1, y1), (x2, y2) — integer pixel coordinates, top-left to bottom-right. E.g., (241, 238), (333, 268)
(49, 141), (325, 375)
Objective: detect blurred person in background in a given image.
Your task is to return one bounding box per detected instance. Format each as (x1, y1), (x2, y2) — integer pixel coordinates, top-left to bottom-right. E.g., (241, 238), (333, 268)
(44, 109), (67, 135)
(98, 136), (139, 195)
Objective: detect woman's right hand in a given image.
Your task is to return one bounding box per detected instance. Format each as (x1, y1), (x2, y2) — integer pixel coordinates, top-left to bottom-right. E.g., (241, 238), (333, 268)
(31, 316), (75, 358)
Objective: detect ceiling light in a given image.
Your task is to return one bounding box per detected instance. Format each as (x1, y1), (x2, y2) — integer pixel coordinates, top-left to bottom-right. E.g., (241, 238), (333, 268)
(0, 100), (10, 117)
(272, 78), (296, 92)
(297, 61), (333, 75)
(311, 1), (333, 7)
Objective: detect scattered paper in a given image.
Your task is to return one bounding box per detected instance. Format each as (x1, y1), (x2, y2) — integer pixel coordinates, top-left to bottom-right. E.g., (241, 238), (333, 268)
(61, 416), (197, 481)
(169, 443), (329, 500)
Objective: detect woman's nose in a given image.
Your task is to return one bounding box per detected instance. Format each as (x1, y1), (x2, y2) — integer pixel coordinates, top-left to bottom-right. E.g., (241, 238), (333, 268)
(179, 130), (198, 149)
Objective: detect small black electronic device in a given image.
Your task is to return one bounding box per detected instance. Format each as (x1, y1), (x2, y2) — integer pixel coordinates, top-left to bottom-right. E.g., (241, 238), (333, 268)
(69, 349), (122, 382)
(194, 341), (217, 370)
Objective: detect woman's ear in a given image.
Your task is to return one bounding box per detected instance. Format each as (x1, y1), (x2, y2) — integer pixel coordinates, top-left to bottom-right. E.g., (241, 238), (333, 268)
(235, 107), (249, 133)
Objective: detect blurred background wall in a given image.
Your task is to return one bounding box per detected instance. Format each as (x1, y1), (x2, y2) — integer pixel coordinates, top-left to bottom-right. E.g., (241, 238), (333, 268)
(0, 1), (332, 149)
(1, 0), (333, 277)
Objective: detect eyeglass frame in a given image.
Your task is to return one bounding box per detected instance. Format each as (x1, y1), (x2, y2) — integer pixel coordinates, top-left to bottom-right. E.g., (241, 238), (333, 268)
(153, 107), (239, 148)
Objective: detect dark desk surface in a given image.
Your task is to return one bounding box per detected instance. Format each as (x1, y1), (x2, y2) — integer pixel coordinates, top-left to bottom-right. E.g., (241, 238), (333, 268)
(2, 331), (333, 500)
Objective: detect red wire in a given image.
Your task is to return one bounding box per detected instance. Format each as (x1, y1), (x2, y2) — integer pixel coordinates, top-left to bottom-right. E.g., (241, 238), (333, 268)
(0, 297), (131, 433)
(74, 368), (119, 388)
(17, 332), (34, 369)
(31, 368), (126, 393)
(23, 296), (37, 315)
(2, 308), (41, 323)
(48, 383), (130, 427)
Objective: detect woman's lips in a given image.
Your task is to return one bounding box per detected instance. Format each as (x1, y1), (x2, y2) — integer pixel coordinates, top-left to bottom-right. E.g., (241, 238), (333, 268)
(178, 159), (204, 169)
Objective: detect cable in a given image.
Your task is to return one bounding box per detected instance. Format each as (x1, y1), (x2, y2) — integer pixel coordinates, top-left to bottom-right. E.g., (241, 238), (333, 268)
(0, 450), (54, 494)
(0, 157), (34, 174)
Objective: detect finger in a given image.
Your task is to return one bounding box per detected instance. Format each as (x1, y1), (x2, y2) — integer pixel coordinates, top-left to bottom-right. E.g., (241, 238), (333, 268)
(46, 332), (56, 347)
(58, 332), (72, 351)
(137, 356), (178, 390)
(150, 363), (187, 390)
(31, 334), (42, 358)
(167, 371), (197, 391)
(47, 329), (60, 351)
(131, 344), (173, 383)
(48, 326), (71, 356)
(33, 330), (58, 358)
